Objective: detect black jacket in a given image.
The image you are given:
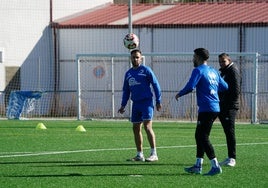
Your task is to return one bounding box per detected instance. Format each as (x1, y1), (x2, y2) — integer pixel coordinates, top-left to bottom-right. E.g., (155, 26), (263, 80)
(219, 62), (240, 110)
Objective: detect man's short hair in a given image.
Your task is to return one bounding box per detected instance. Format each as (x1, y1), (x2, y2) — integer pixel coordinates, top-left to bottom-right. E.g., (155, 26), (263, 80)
(130, 49), (141, 55)
(194, 48), (209, 61)
(218, 53), (231, 61)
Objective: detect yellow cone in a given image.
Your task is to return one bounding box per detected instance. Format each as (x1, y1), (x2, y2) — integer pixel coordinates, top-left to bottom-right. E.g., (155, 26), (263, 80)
(76, 125), (86, 132)
(36, 122), (47, 130)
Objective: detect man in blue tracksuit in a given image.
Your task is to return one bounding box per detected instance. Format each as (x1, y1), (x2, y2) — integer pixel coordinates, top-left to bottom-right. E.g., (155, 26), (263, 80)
(175, 48), (228, 176)
(118, 49), (162, 162)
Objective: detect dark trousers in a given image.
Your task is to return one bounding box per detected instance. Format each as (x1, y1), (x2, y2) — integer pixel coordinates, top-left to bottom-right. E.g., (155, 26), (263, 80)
(219, 109), (237, 159)
(195, 112), (219, 160)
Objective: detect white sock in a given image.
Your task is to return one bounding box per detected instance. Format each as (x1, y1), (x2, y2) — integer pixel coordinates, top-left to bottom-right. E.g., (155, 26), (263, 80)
(137, 152), (144, 157)
(195, 158), (203, 167)
(210, 158), (219, 168)
(150, 148), (157, 156)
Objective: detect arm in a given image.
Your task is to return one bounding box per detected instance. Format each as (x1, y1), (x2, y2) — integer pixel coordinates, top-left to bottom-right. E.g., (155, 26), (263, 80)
(223, 66), (240, 109)
(218, 75), (228, 92)
(151, 73), (162, 111)
(148, 67), (162, 111)
(147, 67), (161, 103)
(176, 69), (201, 100)
(229, 67), (240, 100)
(151, 74), (162, 105)
(118, 74), (130, 114)
(152, 78), (162, 111)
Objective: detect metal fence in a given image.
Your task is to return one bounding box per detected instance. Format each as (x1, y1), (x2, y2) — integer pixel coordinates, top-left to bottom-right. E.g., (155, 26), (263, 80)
(76, 52), (266, 123)
(0, 52), (267, 123)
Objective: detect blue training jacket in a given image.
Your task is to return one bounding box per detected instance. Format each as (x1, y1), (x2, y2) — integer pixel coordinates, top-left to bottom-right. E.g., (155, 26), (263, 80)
(121, 65), (161, 107)
(178, 64), (228, 112)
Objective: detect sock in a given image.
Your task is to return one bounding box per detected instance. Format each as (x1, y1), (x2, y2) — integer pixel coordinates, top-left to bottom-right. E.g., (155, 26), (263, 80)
(137, 152), (144, 157)
(195, 158), (203, 167)
(210, 158), (219, 168)
(150, 148), (157, 156)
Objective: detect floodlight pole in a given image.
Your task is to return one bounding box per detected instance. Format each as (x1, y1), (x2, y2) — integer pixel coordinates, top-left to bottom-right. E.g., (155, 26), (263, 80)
(128, 0), (133, 120)
(128, 0), (132, 34)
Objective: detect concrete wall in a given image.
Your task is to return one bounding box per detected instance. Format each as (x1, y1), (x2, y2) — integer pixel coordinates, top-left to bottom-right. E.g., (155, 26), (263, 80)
(0, 0), (112, 92)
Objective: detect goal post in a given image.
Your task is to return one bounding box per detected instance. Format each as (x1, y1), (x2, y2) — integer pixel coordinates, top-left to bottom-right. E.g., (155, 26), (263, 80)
(76, 53), (131, 120)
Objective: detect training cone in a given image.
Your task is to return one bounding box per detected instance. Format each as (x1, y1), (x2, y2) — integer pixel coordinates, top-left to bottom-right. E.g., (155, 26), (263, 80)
(36, 123), (47, 130)
(75, 125), (86, 132)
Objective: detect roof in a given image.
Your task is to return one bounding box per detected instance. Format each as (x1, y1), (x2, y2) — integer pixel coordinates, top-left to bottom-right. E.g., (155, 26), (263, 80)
(52, 1), (268, 28)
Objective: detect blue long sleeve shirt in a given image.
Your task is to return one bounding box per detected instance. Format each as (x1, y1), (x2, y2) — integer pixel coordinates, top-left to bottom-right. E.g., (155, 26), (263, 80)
(178, 64), (228, 112)
(121, 65), (161, 107)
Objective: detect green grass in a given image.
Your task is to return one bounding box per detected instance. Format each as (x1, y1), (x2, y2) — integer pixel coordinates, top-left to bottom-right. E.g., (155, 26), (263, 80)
(0, 120), (267, 188)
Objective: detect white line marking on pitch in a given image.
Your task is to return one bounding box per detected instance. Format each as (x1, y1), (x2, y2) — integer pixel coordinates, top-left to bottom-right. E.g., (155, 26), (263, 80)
(0, 142), (267, 158)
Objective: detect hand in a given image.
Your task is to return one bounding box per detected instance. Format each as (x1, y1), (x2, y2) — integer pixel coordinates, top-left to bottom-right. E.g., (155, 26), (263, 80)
(118, 106), (125, 114)
(175, 93), (180, 101)
(156, 103), (162, 111)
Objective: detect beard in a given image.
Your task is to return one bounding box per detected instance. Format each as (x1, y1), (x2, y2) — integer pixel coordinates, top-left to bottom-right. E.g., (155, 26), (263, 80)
(193, 59), (198, 67)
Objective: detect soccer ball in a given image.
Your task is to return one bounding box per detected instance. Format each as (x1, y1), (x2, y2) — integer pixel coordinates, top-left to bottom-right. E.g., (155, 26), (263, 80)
(123, 33), (139, 49)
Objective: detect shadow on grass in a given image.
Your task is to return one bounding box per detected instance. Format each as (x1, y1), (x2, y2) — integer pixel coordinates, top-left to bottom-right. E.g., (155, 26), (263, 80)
(0, 160), (182, 167)
(4, 172), (189, 178)
(1, 161), (192, 177)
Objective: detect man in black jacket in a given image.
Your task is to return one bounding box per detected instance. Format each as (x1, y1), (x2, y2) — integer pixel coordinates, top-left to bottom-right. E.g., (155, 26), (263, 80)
(218, 53), (241, 167)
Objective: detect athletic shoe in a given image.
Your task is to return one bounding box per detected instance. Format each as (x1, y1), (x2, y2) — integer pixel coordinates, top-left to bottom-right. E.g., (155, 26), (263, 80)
(184, 165), (202, 174)
(127, 155), (145, 162)
(145, 155), (158, 162)
(204, 166), (222, 176)
(220, 158), (236, 167)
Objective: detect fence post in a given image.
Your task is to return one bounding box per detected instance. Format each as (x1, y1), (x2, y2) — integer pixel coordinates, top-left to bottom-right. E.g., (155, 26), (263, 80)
(111, 57), (115, 118)
(77, 55), (81, 120)
(252, 53), (259, 124)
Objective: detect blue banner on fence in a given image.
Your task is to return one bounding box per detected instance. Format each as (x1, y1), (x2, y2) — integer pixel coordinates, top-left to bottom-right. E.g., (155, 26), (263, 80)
(6, 91), (42, 120)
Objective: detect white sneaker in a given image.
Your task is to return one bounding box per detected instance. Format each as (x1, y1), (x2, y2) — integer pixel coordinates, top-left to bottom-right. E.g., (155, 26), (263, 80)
(145, 155), (158, 162)
(127, 155), (145, 162)
(220, 158), (236, 167)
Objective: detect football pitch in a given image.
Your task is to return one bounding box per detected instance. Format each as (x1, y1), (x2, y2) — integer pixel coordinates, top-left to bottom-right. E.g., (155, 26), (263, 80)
(0, 120), (267, 188)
